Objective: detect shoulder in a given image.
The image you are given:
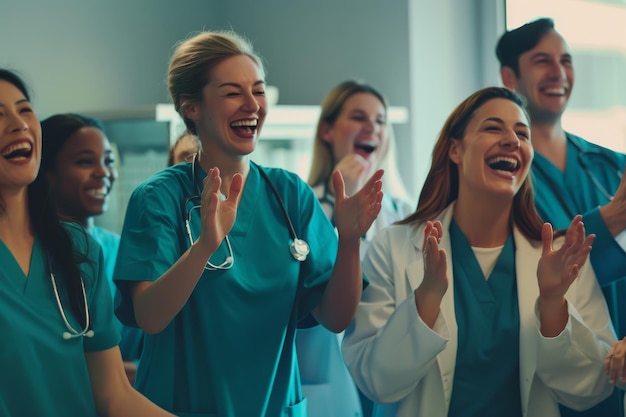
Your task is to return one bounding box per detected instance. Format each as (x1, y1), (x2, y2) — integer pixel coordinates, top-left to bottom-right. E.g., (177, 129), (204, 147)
(384, 194), (414, 218)
(131, 164), (192, 202)
(567, 132), (626, 159)
(90, 226), (120, 250)
(62, 222), (97, 255)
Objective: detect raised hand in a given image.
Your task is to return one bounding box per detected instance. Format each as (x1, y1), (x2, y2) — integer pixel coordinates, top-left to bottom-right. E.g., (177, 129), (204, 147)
(334, 154), (371, 197)
(414, 220), (447, 328)
(197, 167), (243, 252)
(333, 168), (383, 241)
(537, 215), (595, 301)
(420, 221), (448, 297)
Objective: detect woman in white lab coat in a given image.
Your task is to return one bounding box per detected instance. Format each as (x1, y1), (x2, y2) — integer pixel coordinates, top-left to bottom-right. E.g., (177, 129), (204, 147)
(342, 86), (616, 417)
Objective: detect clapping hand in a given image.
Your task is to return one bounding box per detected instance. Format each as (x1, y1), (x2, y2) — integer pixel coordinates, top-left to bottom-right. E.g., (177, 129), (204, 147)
(333, 168), (384, 241)
(537, 215), (595, 300)
(198, 167), (243, 252)
(420, 221), (448, 297)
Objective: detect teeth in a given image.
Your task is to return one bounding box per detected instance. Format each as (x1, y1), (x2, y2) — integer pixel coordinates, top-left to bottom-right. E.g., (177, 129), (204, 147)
(1, 142), (32, 157)
(87, 187), (108, 198)
(230, 119), (258, 127)
(487, 156), (519, 171)
(543, 87), (565, 96)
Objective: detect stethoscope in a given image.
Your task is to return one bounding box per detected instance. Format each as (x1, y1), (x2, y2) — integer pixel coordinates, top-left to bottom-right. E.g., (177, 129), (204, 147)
(533, 136), (624, 218)
(183, 154), (310, 270)
(48, 256), (94, 340)
(570, 139), (623, 201)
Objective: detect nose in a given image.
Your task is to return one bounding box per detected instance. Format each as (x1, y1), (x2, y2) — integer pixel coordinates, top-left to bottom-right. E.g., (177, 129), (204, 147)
(501, 130), (520, 149)
(241, 91), (261, 113)
(363, 119), (381, 134)
(547, 59), (567, 81)
(6, 111), (29, 133)
(93, 161), (109, 179)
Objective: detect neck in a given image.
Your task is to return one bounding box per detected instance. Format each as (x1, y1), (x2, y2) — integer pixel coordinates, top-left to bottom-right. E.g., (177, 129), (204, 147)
(530, 120), (568, 170)
(197, 150), (249, 196)
(453, 192), (512, 247)
(0, 188), (34, 244)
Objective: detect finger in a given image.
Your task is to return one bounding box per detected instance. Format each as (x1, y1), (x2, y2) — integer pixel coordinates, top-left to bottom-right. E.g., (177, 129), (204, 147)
(564, 215), (583, 247)
(434, 221), (443, 243)
(332, 169), (346, 202)
(202, 168), (221, 201)
(228, 173), (244, 205)
(541, 223), (553, 256)
(423, 221), (434, 249)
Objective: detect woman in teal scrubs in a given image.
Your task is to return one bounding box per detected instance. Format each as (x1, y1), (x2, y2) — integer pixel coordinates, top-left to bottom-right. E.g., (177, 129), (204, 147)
(113, 30), (383, 417)
(342, 87), (617, 417)
(0, 70), (174, 416)
(40, 113), (143, 384)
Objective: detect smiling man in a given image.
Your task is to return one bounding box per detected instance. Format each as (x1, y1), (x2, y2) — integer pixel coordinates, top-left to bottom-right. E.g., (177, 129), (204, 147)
(496, 17), (626, 417)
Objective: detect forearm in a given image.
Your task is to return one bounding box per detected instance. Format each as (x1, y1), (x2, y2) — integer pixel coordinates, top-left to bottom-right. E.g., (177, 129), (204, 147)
(104, 387), (177, 417)
(86, 348), (176, 417)
(599, 200), (626, 237)
(315, 237), (362, 332)
(414, 287), (444, 329)
(538, 296), (569, 337)
(132, 241), (215, 334)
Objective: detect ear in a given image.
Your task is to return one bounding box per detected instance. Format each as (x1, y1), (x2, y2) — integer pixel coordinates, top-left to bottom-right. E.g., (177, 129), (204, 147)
(319, 121), (333, 143)
(448, 138), (463, 165)
(501, 67), (518, 91)
(181, 100), (200, 122)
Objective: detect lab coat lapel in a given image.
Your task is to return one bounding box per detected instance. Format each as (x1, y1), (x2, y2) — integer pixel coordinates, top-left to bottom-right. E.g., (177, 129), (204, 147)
(513, 227), (541, 412)
(405, 204), (458, 383)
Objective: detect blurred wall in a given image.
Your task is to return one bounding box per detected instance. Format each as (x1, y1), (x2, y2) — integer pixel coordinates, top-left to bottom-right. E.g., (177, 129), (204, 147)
(1, 0), (502, 200)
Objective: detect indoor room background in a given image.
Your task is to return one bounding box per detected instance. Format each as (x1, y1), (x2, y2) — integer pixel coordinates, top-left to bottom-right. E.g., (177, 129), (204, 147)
(2, 0), (623, 233)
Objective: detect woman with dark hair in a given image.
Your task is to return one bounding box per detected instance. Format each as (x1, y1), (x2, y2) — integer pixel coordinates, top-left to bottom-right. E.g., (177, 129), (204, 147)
(342, 86), (616, 417)
(0, 68), (173, 416)
(40, 113), (143, 384)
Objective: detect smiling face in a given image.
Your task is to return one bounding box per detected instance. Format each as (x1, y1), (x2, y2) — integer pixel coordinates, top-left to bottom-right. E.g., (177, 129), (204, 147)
(449, 98), (532, 200)
(0, 80), (41, 191)
(184, 54), (267, 160)
(503, 30), (573, 124)
(321, 92), (388, 174)
(48, 127), (116, 224)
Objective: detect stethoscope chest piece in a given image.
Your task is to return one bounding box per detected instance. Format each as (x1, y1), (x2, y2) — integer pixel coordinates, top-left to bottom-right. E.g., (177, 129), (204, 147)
(290, 238), (310, 262)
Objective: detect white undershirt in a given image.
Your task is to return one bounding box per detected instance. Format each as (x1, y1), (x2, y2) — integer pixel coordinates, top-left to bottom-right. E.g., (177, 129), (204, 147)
(472, 245), (504, 280)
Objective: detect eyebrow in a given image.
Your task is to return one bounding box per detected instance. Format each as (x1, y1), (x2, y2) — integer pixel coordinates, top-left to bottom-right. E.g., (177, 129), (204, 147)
(530, 52), (572, 60)
(72, 149), (113, 157)
(0, 98), (30, 108)
(217, 80), (265, 88)
(483, 117), (529, 128)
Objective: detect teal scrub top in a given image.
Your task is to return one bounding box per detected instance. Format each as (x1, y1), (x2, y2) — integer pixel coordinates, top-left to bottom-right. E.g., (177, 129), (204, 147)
(0, 223), (120, 417)
(448, 222), (521, 417)
(114, 162), (338, 417)
(91, 226), (143, 362)
(531, 132), (626, 417)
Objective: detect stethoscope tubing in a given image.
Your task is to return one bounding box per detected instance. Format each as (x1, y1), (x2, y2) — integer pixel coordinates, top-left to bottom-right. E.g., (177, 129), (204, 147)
(184, 155), (310, 263)
(533, 136), (624, 219)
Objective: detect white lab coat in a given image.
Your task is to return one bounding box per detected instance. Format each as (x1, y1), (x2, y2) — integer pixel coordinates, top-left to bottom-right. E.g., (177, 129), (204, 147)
(296, 190), (414, 417)
(343, 203), (616, 417)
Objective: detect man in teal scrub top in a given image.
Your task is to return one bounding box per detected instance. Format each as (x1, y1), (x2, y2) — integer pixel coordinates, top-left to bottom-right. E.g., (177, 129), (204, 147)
(497, 17), (626, 417)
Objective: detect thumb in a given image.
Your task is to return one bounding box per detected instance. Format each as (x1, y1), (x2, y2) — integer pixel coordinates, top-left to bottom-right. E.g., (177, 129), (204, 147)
(541, 222), (553, 256)
(332, 169), (346, 202)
